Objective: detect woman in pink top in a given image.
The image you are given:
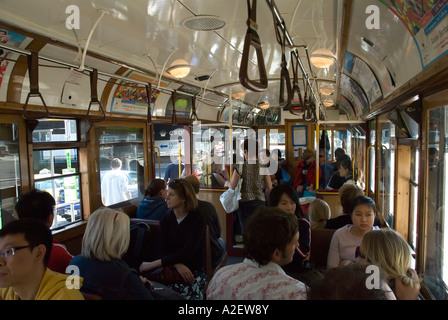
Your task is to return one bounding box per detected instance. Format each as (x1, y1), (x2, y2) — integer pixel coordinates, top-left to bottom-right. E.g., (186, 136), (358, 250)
(327, 195), (379, 269)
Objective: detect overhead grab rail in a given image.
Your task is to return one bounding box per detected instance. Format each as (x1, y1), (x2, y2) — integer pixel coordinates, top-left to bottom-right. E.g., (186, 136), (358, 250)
(0, 43), (226, 110)
(22, 51), (51, 120)
(270, 2), (292, 110)
(86, 68), (106, 123)
(239, 0), (268, 92)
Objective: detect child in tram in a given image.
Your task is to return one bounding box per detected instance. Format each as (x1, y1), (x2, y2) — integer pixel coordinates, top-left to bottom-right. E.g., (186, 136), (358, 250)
(327, 195), (379, 269)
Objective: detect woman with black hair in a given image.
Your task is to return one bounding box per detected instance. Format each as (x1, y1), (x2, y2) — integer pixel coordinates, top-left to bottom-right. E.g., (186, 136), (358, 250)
(268, 184), (311, 277)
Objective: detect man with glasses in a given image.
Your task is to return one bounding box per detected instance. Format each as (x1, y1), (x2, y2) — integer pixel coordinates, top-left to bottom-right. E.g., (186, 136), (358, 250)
(0, 219), (84, 300)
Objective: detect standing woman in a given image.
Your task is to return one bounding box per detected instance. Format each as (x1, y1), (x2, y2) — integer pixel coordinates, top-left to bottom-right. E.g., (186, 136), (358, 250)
(139, 179), (206, 300)
(226, 138), (273, 231)
(327, 195), (379, 269)
(268, 184), (311, 276)
(358, 229), (421, 300)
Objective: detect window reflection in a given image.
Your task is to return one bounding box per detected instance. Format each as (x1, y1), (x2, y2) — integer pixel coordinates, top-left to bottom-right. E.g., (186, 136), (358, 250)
(0, 123), (20, 229)
(98, 129), (144, 206)
(32, 119), (81, 229)
(425, 106), (448, 299)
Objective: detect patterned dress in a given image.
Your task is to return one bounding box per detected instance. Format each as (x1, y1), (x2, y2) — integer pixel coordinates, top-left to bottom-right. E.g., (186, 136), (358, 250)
(206, 258), (308, 300)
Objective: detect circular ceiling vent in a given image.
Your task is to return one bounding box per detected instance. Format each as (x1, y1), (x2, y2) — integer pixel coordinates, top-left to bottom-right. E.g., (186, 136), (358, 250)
(182, 15), (226, 31)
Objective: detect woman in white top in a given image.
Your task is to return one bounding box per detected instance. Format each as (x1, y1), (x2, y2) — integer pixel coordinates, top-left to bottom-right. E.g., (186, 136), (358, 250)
(327, 195), (379, 269)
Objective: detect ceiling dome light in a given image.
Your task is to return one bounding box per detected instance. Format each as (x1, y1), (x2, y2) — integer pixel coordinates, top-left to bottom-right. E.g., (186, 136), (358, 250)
(259, 100), (270, 109)
(231, 88), (246, 100)
(167, 59), (191, 78)
(310, 49), (336, 69)
(323, 98), (334, 107)
(319, 83), (335, 96)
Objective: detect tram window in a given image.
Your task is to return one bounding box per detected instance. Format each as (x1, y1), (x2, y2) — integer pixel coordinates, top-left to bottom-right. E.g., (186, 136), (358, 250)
(378, 121), (396, 228)
(32, 119), (81, 229)
(0, 123), (20, 229)
(192, 126), (226, 188)
(409, 147), (419, 250)
(368, 121), (376, 195)
(32, 120), (77, 142)
(424, 105), (448, 300)
(269, 130), (286, 159)
(98, 129), (144, 206)
(153, 124), (189, 182)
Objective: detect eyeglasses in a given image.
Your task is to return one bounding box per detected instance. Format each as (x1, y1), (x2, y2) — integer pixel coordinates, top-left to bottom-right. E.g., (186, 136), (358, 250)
(0, 245), (32, 259)
(355, 246), (366, 260)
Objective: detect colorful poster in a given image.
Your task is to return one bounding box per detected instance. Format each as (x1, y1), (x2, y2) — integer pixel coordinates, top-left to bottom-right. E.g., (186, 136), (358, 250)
(0, 29), (27, 89)
(111, 70), (169, 115)
(381, 0), (448, 68)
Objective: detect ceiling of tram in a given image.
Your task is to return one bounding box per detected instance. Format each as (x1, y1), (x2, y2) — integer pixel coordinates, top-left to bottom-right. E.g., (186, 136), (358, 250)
(0, 0), (444, 122)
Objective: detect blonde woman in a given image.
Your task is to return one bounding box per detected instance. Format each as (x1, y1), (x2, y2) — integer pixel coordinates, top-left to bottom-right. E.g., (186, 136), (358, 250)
(69, 207), (154, 300)
(308, 198), (331, 230)
(358, 228), (421, 300)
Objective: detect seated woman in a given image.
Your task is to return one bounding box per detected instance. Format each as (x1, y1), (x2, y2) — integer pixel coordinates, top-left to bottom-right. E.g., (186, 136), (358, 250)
(327, 195), (379, 269)
(327, 155), (355, 190)
(268, 184), (311, 276)
(308, 198), (331, 230)
(69, 207), (155, 300)
(136, 179), (168, 220)
(358, 228), (421, 300)
(139, 179), (207, 300)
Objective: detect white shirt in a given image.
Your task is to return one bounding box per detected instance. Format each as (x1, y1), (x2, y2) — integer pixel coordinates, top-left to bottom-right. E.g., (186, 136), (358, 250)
(327, 224), (380, 269)
(206, 258), (308, 300)
(101, 169), (130, 206)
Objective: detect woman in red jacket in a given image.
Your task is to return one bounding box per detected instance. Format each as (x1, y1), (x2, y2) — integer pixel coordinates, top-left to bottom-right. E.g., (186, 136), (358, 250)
(293, 149), (317, 196)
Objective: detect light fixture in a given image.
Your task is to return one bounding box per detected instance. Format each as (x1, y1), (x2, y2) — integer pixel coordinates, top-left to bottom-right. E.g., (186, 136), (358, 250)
(231, 88), (246, 100)
(166, 59), (191, 78)
(319, 83), (335, 96)
(323, 98), (334, 107)
(259, 100), (270, 109)
(310, 48), (336, 69)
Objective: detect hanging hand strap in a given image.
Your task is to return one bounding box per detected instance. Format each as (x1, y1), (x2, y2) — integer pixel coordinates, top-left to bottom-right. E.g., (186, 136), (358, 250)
(269, 1), (292, 109)
(171, 90), (177, 125)
(146, 83), (153, 125)
(239, 0), (268, 92)
(190, 94), (199, 126)
(22, 51), (51, 120)
(289, 51), (304, 115)
(86, 68), (106, 123)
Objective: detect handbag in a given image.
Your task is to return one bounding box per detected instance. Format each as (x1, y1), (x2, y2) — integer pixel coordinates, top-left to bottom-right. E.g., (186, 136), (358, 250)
(219, 165), (243, 213)
(145, 265), (184, 285)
